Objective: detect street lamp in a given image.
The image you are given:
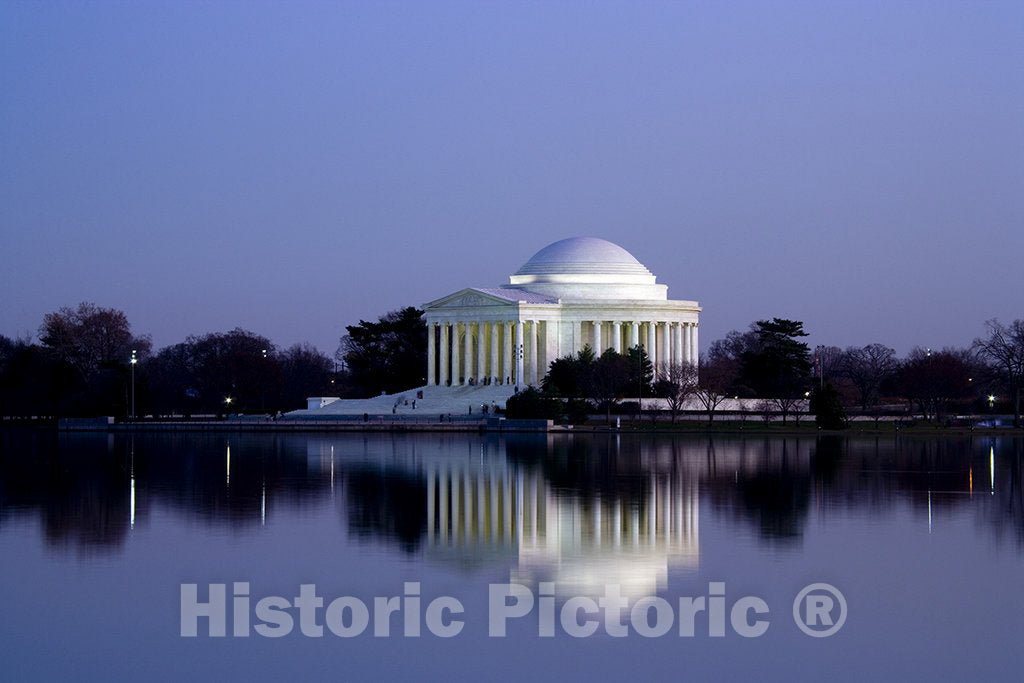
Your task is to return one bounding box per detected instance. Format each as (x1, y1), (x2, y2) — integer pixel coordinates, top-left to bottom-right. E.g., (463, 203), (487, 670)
(129, 349), (137, 419)
(261, 349), (268, 412)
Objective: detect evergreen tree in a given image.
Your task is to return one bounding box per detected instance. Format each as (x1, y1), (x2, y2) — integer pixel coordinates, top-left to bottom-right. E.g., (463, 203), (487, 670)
(810, 383), (847, 429)
(737, 318), (812, 398)
(339, 307), (426, 397)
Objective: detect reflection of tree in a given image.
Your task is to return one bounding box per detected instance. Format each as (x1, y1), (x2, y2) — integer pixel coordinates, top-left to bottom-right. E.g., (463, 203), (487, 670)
(706, 438), (812, 544)
(2, 430), (1022, 560)
(732, 471), (810, 542)
(509, 434), (652, 510)
(344, 467), (425, 553)
(0, 431), (129, 554)
(0, 431), (337, 554)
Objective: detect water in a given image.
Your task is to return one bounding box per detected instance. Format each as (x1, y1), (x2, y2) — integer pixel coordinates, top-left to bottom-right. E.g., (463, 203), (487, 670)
(1, 430), (1022, 681)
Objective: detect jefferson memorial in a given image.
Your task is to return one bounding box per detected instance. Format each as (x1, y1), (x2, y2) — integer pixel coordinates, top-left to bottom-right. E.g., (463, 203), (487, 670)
(423, 236), (700, 387)
(295, 237), (700, 416)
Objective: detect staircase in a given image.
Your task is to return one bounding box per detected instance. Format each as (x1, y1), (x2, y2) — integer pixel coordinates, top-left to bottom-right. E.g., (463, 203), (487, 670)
(285, 383), (519, 418)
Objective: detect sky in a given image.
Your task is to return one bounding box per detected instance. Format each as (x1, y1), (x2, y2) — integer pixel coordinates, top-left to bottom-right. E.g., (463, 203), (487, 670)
(1, 0), (1021, 357)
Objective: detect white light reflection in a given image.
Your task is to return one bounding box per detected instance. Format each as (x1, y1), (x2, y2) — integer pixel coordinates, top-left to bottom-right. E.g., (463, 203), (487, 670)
(226, 443), (231, 487)
(129, 439), (135, 530)
(927, 490), (932, 534)
(990, 446), (995, 495)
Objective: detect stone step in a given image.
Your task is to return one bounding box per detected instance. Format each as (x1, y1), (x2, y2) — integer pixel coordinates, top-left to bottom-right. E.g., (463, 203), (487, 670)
(287, 384), (521, 417)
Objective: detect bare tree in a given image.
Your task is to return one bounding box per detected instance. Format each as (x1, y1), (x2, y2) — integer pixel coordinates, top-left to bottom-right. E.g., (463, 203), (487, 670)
(695, 355), (735, 424)
(840, 343), (897, 410)
(653, 362), (698, 423)
(38, 302), (151, 375)
(895, 347), (973, 421)
(973, 319), (1024, 428)
(737, 401), (749, 427)
(771, 396), (802, 424)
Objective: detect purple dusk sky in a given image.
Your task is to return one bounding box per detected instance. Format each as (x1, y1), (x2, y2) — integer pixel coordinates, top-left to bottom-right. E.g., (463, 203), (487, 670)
(1, 1), (1021, 357)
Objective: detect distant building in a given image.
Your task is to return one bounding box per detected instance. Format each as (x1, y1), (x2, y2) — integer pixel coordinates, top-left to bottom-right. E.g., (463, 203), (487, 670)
(295, 237), (700, 416)
(423, 236), (701, 387)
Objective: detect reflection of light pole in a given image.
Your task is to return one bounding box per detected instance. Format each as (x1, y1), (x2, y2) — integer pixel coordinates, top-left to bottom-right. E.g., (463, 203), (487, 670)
(130, 349), (137, 419)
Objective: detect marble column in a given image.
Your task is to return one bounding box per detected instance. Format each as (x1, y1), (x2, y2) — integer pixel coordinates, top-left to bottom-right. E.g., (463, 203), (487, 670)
(692, 324), (699, 366)
(528, 320), (539, 385)
(572, 320), (581, 355)
(490, 321), (500, 383)
(514, 320), (524, 386)
(687, 323), (695, 366)
(630, 321), (639, 350)
(439, 323), (449, 386)
(464, 322), (473, 383)
(427, 322), (436, 385)
(673, 322), (683, 366)
(452, 324), (462, 385)
(503, 321), (512, 384)
(661, 322), (671, 370)
(646, 322), (657, 370)
(612, 321), (622, 353)
(476, 322), (485, 384)
(680, 323), (689, 367)
(591, 321), (601, 352)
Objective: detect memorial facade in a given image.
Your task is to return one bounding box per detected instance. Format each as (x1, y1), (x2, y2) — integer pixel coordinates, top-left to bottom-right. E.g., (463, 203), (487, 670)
(422, 237), (701, 387)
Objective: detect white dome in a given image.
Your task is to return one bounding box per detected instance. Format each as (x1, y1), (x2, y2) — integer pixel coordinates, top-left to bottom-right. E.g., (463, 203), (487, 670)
(514, 237), (653, 278)
(506, 237), (667, 301)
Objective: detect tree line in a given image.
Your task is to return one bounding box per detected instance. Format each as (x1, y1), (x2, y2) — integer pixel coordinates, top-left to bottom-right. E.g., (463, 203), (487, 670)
(1, 302), (1021, 427)
(509, 317), (1023, 428)
(0, 303), (432, 418)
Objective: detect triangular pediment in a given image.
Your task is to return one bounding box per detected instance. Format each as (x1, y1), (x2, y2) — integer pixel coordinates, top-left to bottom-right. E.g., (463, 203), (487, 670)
(423, 288), (518, 310)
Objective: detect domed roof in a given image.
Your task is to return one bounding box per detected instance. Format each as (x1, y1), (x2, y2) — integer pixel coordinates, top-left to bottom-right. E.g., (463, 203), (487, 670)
(514, 237), (653, 277)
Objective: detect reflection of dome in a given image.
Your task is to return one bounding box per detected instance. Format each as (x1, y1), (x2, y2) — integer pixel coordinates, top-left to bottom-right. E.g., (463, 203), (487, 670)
(507, 237), (667, 300)
(514, 237), (654, 280)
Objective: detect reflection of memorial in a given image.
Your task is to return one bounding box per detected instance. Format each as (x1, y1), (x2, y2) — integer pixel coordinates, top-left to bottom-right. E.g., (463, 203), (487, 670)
(420, 445), (700, 600)
(9, 430), (1018, 561)
(307, 434), (702, 598)
(511, 472), (699, 600)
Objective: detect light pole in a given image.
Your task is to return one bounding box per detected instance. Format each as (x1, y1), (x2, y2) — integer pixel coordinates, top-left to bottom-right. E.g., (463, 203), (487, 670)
(130, 349), (137, 419)
(261, 349), (268, 413)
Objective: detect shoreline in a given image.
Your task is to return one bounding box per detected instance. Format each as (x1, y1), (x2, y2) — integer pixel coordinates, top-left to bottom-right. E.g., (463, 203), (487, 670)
(0, 417), (1015, 437)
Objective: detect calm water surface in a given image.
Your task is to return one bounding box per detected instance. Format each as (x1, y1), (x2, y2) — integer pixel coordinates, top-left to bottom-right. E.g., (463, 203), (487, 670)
(1, 430), (1022, 681)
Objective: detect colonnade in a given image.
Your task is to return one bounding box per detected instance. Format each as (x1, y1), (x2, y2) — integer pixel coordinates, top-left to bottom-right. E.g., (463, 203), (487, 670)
(426, 318), (698, 387)
(427, 320), (537, 387)
(576, 319), (698, 374)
